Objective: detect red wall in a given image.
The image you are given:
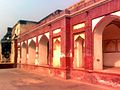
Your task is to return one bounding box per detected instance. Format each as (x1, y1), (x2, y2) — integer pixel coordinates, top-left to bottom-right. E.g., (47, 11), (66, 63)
(17, 0), (120, 87)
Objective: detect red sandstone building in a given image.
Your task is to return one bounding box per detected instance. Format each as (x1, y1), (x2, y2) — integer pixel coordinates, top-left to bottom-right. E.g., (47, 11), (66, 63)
(11, 0), (120, 87)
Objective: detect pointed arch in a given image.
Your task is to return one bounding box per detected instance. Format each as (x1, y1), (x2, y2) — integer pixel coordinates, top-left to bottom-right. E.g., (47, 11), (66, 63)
(39, 35), (49, 65)
(74, 35), (85, 68)
(28, 40), (36, 64)
(93, 15), (120, 70)
(21, 42), (27, 64)
(53, 38), (61, 67)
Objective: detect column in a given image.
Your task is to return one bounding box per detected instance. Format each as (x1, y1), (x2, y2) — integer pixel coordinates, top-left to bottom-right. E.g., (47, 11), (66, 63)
(84, 14), (93, 70)
(35, 36), (39, 65)
(26, 40), (28, 64)
(49, 25), (53, 67)
(61, 17), (71, 79)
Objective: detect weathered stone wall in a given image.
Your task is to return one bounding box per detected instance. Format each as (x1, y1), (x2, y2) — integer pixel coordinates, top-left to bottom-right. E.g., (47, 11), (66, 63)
(16, 0), (120, 88)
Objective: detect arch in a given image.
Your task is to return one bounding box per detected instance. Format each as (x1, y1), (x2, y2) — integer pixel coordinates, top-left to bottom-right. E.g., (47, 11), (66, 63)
(38, 33), (49, 42)
(39, 35), (49, 65)
(74, 36), (84, 68)
(93, 15), (120, 33)
(28, 40), (36, 64)
(93, 15), (120, 70)
(21, 42), (27, 64)
(53, 39), (61, 67)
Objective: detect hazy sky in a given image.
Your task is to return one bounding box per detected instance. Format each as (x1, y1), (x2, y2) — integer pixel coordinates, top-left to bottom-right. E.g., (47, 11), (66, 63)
(0, 0), (80, 39)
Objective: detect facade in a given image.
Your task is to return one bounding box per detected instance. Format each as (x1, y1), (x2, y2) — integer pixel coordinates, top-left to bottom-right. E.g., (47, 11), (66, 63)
(1, 27), (12, 63)
(11, 20), (37, 67)
(13, 0), (120, 87)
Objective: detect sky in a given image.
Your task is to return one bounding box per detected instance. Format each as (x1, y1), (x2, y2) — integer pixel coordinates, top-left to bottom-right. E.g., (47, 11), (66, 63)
(0, 0), (80, 39)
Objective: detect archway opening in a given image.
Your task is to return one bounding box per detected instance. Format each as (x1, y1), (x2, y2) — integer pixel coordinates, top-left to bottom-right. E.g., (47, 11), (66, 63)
(94, 15), (120, 70)
(21, 42), (27, 64)
(103, 20), (120, 68)
(53, 39), (61, 67)
(28, 40), (36, 65)
(39, 35), (49, 65)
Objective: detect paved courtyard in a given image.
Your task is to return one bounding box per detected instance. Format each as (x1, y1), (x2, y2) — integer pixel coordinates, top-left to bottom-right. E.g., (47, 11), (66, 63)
(0, 68), (118, 90)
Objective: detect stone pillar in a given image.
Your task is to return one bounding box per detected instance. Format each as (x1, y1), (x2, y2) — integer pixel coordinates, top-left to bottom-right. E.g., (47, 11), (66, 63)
(35, 36), (39, 65)
(61, 17), (71, 79)
(49, 26), (53, 67)
(84, 14), (93, 70)
(20, 42), (22, 63)
(26, 40), (28, 64)
(18, 42), (22, 68)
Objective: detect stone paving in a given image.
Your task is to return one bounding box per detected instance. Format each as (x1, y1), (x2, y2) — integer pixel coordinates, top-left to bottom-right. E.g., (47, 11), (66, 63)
(0, 68), (118, 90)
